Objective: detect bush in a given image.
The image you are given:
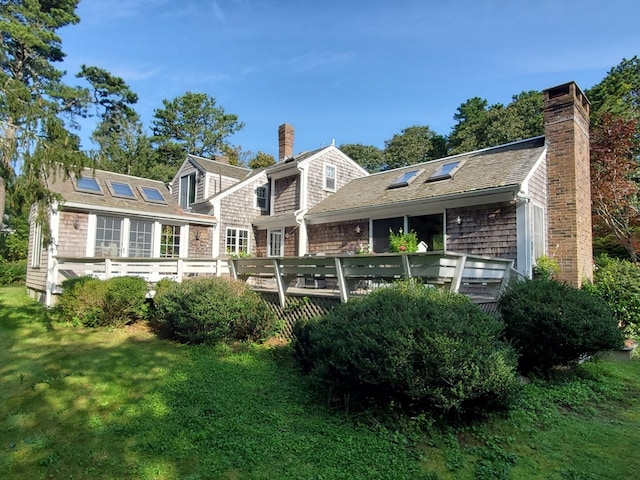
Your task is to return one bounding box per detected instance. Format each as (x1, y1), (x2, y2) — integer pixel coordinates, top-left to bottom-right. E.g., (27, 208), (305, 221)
(56, 276), (148, 327)
(498, 278), (624, 375)
(293, 280), (519, 416)
(583, 255), (640, 338)
(152, 276), (275, 344)
(0, 259), (26, 285)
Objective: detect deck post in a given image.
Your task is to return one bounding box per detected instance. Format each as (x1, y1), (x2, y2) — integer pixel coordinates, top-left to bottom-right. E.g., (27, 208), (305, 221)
(450, 254), (467, 292)
(272, 259), (286, 307)
(104, 258), (112, 279)
(176, 259), (184, 282)
(334, 257), (348, 303)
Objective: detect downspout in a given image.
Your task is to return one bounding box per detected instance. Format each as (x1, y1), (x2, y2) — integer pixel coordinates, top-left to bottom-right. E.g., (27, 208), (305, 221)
(515, 192), (531, 278)
(296, 164), (309, 256)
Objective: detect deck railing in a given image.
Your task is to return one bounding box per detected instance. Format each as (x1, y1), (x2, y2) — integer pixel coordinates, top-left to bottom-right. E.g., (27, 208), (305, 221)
(230, 251), (515, 307)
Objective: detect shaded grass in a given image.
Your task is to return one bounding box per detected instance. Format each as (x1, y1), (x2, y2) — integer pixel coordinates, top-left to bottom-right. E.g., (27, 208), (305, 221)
(1, 285), (639, 479)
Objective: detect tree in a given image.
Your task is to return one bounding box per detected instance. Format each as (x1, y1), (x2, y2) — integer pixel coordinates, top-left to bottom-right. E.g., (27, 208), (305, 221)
(339, 144), (384, 172)
(383, 126), (447, 170)
(151, 92), (244, 168)
(590, 114), (639, 262)
(448, 91), (544, 155)
(248, 151), (276, 169)
(1, 0), (87, 232)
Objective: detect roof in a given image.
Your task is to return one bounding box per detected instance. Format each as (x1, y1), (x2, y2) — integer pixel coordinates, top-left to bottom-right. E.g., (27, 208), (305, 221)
(188, 154), (251, 180)
(266, 147), (327, 175)
(47, 167), (216, 224)
(307, 136), (546, 218)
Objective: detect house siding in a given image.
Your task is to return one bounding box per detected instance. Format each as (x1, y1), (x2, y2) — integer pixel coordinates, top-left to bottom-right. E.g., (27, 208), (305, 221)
(189, 225), (213, 257)
(273, 175), (299, 214)
(25, 209), (48, 298)
(307, 219), (369, 255)
(446, 202), (517, 259)
(57, 211), (88, 257)
(305, 150), (366, 209)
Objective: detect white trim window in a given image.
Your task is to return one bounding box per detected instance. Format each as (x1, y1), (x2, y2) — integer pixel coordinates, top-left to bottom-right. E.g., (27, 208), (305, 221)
(324, 163), (336, 192)
(179, 172), (196, 209)
(226, 227), (249, 255)
(255, 185), (269, 211)
(95, 216), (122, 257)
(268, 229), (283, 257)
(129, 220), (153, 258)
(160, 225), (181, 258)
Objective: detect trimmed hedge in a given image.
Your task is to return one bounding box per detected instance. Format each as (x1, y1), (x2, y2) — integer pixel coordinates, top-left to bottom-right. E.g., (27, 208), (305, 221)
(151, 276), (276, 344)
(293, 280), (519, 416)
(0, 259), (26, 285)
(498, 278), (624, 375)
(56, 276), (148, 327)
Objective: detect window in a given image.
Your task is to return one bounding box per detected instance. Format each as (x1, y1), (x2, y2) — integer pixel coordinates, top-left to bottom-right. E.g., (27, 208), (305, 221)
(532, 204), (545, 261)
(95, 216), (122, 257)
(389, 169), (422, 189)
(180, 173), (196, 208)
(76, 176), (102, 194)
(109, 181), (135, 198)
(427, 161), (462, 182)
(372, 217), (404, 253)
(226, 228), (249, 255)
(160, 225), (181, 258)
(324, 164), (336, 191)
(140, 186), (166, 203)
(268, 229), (283, 257)
(408, 214), (444, 251)
(256, 185), (269, 211)
(129, 220), (153, 257)
(31, 223), (43, 268)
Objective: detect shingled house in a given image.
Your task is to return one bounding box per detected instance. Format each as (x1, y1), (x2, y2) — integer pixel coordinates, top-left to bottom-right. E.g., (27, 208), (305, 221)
(303, 81), (592, 286)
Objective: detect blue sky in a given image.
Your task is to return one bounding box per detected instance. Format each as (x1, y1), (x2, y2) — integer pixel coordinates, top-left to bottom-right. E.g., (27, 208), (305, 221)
(59, 0), (640, 159)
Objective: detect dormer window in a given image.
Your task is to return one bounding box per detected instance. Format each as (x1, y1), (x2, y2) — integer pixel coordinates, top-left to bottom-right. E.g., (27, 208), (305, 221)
(388, 169), (422, 189)
(324, 163), (336, 192)
(427, 161), (463, 182)
(256, 185), (269, 211)
(180, 172), (196, 208)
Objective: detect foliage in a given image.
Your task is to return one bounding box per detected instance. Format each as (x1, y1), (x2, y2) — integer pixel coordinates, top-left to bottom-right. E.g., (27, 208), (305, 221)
(152, 276), (275, 344)
(388, 228), (418, 253)
(383, 125), (447, 169)
(0, 213), (28, 261)
(590, 113), (640, 261)
(151, 91), (244, 168)
(293, 280), (519, 416)
(498, 278), (624, 375)
(0, 0), (88, 231)
(583, 254), (640, 338)
(56, 276), (147, 327)
(532, 255), (560, 280)
(248, 150), (276, 169)
(0, 259), (25, 284)
(447, 91), (544, 155)
(339, 143), (385, 172)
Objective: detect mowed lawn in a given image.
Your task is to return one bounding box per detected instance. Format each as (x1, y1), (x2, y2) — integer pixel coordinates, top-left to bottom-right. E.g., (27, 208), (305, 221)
(1, 285), (639, 479)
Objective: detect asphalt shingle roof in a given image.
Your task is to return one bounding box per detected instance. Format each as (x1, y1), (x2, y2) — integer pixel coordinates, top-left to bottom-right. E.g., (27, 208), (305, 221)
(307, 137), (546, 216)
(188, 154), (251, 180)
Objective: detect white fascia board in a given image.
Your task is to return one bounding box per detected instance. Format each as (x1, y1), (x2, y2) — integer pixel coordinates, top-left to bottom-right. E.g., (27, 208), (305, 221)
(206, 171), (268, 205)
(520, 147), (547, 195)
(305, 186), (518, 225)
(59, 201), (217, 225)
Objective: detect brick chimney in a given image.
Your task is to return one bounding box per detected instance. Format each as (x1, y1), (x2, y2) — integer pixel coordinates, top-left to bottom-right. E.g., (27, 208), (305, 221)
(278, 123), (294, 161)
(543, 81), (592, 287)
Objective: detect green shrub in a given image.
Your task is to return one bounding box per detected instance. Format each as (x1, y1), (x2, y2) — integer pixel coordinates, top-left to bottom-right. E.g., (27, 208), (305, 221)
(293, 280), (519, 416)
(583, 255), (640, 338)
(533, 255), (560, 280)
(103, 276), (148, 327)
(152, 276), (275, 344)
(498, 278), (624, 375)
(57, 276), (108, 327)
(57, 276), (148, 327)
(0, 259), (26, 284)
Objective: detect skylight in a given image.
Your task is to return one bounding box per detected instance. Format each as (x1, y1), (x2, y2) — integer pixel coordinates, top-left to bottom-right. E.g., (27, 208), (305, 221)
(389, 169), (421, 189)
(110, 181), (135, 198)
(427, 161), (461, 182)
(76, 176), (102, 194)
(139, 186), (166, 203)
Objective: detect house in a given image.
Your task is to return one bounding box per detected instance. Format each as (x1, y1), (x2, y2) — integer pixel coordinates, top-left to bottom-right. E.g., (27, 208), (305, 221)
(26, 80), (592, 305)
(303, 81), (592, 287)
(26, 168), (218, 305)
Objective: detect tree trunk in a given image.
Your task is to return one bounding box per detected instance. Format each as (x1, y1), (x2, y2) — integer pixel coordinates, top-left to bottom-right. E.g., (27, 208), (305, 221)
(0, 176), (5, 229)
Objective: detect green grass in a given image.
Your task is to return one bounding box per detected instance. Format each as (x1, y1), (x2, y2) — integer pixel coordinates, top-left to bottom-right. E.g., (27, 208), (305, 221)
(1, 285), (640, 479)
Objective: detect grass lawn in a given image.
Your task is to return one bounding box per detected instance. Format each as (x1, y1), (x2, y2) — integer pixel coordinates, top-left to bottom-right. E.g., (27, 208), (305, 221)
(1, 285), (639, 479)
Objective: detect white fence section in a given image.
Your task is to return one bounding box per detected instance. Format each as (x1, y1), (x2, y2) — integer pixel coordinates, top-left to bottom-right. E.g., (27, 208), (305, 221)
(230, 252), (514, 307)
